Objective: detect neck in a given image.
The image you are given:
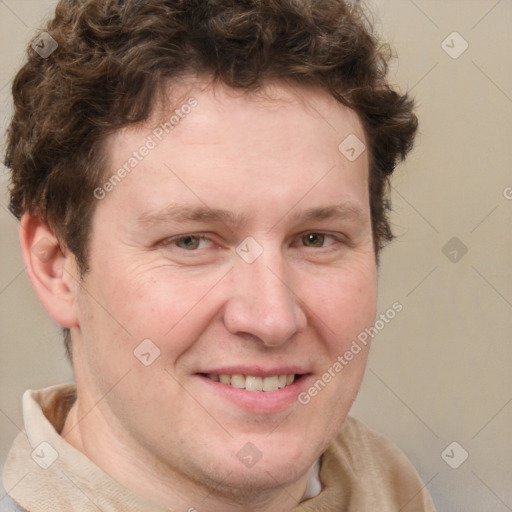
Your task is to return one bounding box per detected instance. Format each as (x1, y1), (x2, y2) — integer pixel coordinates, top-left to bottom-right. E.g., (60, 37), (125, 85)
(61, 398), (311, 512)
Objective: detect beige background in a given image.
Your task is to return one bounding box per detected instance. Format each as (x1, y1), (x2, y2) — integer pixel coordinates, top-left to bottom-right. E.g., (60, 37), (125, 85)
(1, 1), (511, 510)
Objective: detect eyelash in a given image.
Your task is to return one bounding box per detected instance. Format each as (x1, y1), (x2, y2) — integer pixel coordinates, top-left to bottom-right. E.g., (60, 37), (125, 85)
(161, 232), (344, 252)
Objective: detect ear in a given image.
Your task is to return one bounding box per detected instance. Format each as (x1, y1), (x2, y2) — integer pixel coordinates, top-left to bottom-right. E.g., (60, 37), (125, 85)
(19, 213), (79, 328)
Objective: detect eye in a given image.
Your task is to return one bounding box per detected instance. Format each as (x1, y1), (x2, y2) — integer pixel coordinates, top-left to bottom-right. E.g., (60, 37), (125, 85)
(300, 233), (339, 248)
(163, 235), (214, 251)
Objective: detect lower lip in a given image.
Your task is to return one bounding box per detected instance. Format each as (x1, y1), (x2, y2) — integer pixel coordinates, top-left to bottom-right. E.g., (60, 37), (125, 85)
(197, 375), (310, 413)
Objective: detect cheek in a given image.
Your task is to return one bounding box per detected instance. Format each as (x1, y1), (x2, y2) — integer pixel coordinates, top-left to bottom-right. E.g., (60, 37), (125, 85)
(304, 262), (378, 350)
(87, 266), (228, 353)
(81, 244), (377, 365)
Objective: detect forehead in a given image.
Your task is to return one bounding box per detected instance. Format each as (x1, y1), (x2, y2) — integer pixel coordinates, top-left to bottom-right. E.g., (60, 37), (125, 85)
(109, 77), (366, 158)
(100, 79), (370, 227)
(154, 78), (364, 146)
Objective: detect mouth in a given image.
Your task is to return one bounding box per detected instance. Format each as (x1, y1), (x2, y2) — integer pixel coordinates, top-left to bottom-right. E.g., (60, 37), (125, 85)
(197, 368), (310, 412)
(200, 373), (298, 392)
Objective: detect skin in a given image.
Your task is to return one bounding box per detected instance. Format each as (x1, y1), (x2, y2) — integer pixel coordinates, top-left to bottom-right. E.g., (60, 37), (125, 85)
(21, 79), (378, 512)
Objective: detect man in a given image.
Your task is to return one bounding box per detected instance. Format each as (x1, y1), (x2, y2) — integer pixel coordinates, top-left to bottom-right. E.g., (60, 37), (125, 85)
(2, 0), (435, 510)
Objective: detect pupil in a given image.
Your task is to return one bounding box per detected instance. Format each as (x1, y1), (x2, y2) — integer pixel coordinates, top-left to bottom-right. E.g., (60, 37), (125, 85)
(180, 236), (199, 249)
(305, 233), (324, 247)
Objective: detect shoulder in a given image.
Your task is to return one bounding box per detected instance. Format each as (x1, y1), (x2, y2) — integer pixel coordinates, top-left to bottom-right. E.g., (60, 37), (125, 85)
(319, 416), (436, 512)
(336, 415), (420, 466)
(1, 472), (28, 512)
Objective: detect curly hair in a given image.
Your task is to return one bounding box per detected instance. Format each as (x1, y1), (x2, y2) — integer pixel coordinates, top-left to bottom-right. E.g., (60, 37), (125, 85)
(6, 0), (417, 356)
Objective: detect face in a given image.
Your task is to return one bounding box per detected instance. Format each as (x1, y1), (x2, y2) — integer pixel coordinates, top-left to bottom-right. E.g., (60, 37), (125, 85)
(70, 80), (377, 501)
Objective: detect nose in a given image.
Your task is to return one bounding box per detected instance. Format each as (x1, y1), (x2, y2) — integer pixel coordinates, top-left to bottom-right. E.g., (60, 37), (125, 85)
(223, 250), (307, 347)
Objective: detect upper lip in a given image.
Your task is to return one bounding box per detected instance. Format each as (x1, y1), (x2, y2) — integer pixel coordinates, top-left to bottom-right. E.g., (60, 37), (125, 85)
(198, 366), (308, 377)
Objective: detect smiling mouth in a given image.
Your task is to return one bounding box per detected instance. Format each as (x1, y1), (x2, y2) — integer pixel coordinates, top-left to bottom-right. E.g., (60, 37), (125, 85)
(201, 373), (297, 392)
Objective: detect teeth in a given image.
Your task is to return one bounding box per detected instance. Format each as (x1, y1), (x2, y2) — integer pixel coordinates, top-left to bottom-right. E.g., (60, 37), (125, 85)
(219, 374), (231, 385)
(207, 373), (296, 392)
(230, 374), (245, 389)
(263, 376), (278, 391)
(246, 376), (263, 391)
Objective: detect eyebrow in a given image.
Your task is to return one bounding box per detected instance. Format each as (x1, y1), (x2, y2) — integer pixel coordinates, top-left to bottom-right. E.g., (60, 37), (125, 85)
(288, 203), (368, 224)
(137, 204), (249, 228)
(136, 202), (368, 229)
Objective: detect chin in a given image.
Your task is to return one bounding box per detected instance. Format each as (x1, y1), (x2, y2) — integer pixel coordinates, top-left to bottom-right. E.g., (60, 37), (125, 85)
(201, 439), (318, 492)
(211, 460), (309, 495)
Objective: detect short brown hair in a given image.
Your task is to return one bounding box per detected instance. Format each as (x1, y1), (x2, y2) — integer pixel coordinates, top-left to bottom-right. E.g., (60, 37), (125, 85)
(6, 0), (417, 355)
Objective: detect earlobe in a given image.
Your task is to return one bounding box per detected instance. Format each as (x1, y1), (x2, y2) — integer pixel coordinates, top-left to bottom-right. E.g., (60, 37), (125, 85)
(19, 213), (79, 328)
